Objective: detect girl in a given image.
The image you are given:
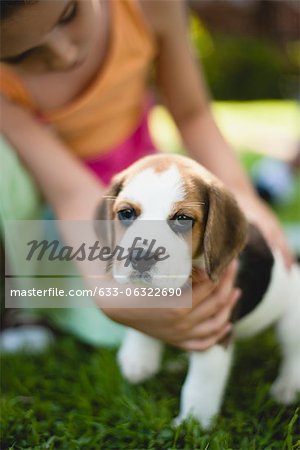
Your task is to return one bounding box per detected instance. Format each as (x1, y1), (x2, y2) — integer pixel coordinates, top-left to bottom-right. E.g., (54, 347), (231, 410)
(0, 0), (293, 351)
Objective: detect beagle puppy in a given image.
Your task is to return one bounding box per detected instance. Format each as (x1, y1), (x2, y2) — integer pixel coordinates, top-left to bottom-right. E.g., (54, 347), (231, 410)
(97, 154), (300, 429)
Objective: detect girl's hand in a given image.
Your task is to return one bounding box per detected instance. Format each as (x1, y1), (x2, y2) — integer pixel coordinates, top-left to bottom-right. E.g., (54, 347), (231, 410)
(101, 261), (239, 352)
(236, 193), (294, 269)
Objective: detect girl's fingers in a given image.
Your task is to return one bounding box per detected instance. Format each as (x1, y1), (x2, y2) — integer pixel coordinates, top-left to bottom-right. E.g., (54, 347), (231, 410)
(187, 286), (240, 328)
(186, 297), (236, 339)
(177, 323), (232, 352)
(190, 278), (216, 307)
(188, 261), (239, 326)
(191, 260), (236, 306)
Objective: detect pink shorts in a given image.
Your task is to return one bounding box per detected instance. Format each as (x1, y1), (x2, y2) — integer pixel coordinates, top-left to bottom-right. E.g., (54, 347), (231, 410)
(83, 110), (158, 186)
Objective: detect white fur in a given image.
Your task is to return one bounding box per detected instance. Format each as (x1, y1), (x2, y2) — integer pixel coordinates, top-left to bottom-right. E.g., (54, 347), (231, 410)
(270, 263), (300, 404)
(174, 346), (233, 429)
(118, 330), (163, 384)
(120, 165), (185, 220)
(113, 166), (192, 288)
(115, 163), (300, 429)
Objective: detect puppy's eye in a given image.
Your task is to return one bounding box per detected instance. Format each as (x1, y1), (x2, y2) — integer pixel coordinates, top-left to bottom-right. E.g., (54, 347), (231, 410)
(169, 214), (195, 233)
(118, 208), (137, 226)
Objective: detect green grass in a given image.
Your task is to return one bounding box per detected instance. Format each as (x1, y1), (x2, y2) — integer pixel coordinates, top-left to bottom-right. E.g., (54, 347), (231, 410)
(1, 331), (299, 449)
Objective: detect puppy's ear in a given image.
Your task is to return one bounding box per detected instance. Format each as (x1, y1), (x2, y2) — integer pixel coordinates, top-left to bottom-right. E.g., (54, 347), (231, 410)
(94, 176), (124, 247)
(203, 184), (248, 281)
(96, 177), (124, 221)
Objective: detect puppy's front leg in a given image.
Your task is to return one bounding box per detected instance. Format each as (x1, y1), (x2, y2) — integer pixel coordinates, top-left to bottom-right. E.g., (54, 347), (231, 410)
(118, 330), (164, 384)
(175, 345), (233, 429)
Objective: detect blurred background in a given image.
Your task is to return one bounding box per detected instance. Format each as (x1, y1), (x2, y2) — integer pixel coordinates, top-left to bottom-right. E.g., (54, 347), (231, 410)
(151, 0), (300, 252)
(190, 0), (299, 102)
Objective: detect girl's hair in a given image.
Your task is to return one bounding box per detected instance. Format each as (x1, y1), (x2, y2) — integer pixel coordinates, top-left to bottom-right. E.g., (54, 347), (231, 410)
(0, 0), (37, 20)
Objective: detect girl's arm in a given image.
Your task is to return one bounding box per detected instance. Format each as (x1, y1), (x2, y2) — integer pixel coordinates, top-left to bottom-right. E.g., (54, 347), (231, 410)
(1, 95), (104, 220)
(150, 0), (293, 266)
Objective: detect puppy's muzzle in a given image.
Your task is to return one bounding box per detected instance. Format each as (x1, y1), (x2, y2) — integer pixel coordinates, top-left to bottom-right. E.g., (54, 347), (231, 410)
(130, 248), (157, 274)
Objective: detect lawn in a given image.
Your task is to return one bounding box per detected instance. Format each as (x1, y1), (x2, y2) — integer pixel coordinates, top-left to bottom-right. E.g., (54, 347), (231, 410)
(1, 101), (300, 449)
(1, 331), (299, 449)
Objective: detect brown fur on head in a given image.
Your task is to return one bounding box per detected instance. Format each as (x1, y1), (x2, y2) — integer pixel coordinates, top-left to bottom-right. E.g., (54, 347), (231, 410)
(95, 154), (248, 281)
(200, 181), (247, 281)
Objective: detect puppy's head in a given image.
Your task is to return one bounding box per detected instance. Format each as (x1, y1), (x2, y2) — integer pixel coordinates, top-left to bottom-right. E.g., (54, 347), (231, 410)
(96, 154), (247, 286)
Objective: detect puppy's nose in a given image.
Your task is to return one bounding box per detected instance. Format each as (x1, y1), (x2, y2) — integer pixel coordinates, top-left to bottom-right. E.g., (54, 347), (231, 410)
(130, 248), (157, 273)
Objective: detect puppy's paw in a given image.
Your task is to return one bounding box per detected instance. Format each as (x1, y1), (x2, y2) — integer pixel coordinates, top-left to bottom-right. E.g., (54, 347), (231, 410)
(117, 339), (162, 384)
(118, 354), (159, 384)
(172, 411), (212, 430)
(270, 375), (300, 405)
(172, 415), (185, 428)
(173, 402), (213, 430)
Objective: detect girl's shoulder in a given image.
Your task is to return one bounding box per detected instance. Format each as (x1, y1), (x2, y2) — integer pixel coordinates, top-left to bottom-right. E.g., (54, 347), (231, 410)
(139, 0), (187, 40)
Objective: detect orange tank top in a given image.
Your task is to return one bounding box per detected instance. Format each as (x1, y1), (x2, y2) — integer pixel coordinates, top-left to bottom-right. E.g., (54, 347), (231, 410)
(0, 0), (158, 157)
